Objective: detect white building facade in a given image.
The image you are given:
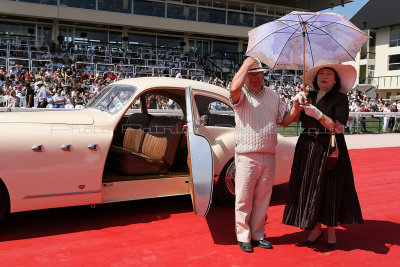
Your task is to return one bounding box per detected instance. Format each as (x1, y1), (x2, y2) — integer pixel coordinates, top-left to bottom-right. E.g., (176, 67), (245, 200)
(351, 0), (400, 99)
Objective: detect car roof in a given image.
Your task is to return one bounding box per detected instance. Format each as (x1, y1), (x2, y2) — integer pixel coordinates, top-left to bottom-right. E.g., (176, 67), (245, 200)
(111, 77), (230, 99)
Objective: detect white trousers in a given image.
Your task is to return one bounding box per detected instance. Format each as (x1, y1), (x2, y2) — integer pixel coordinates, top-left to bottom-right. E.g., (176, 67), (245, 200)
(235, 152), (276, 242)
(383, 116), (389, 131)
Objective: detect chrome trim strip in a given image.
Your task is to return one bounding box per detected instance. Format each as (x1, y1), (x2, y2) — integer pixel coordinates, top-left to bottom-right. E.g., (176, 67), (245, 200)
(23, 190), (101, 199)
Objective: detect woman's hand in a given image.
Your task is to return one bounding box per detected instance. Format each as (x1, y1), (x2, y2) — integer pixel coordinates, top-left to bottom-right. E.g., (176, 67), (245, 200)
(301, 104), (323, 120)
(332, 121), (345, 134)
(301, 105), (345, 133)
(294, 92), (308, 105)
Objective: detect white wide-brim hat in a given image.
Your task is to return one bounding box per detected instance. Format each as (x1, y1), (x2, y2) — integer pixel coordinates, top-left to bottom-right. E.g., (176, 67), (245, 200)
(248, 58), (269, 73)
(304, 64), (357, 94)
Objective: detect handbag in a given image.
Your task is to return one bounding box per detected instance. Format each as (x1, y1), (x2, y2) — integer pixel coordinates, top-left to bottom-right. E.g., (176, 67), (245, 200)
(324, 133), (339, 170)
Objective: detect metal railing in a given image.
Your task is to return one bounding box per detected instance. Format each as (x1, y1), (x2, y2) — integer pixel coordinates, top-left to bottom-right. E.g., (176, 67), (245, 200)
(365, 76), (400, 89)
(31, 60), (53, 74)
(0, 42), (201, 74)
(2, 104), (398, 135)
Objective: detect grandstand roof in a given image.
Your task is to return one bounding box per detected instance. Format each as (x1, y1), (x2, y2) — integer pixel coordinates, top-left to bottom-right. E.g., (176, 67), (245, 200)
(251, 0), (353, 11)
(351, 0), (400, 29)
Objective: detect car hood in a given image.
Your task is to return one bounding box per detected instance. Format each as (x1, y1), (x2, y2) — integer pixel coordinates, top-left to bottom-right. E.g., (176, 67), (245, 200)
(0, 110), (94, 125)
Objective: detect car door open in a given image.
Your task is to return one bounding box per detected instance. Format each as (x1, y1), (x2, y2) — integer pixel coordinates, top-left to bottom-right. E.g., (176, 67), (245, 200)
(185, 86), (214, 216)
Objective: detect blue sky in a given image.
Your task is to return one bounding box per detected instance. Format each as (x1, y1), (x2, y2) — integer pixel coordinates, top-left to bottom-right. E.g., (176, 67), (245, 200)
(319, 0), (369, 19)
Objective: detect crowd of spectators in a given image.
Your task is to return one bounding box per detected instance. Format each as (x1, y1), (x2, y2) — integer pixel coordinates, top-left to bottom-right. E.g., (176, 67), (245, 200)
(0, 42), (399, 133)
(0, 41), (204, 109)
(202, 76), (400, 133)
(0, 65), (113, 109)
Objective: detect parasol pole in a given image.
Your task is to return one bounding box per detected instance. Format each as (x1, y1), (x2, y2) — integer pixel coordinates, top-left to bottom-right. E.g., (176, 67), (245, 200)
(302, 22), (306, 94)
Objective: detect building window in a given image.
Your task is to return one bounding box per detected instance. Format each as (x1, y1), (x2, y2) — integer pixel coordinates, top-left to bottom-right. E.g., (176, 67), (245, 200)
(128, 33), (156, 46)
(182, 0), (196, 4)
(227, 11), (253, 27)
(134, 0), (166, 17)
(60, 0), (96, 9)
(98, 0), (132, 13)
(157, 36), (183, 48)
(198, 8), (226, 24)
(37, 25), (52, 45)
(19, 0), (57, 5)
(0, 21), (35, 37)
(213, 41), (237, 53)
(167, 4), (196, 21)
(255, 14), (274, 27)
(388, 54), (400, 71)
(212, 0), (227, 9)
(198, 0), (212, 7)
(109, 31), (123, 44)
(390, 26), (400, 47)
(75, 28), (109, 44)
(368, 30), (376, 59)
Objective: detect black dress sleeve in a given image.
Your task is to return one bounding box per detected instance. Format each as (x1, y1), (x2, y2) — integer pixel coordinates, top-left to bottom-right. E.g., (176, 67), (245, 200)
(332, 92), (349, 125)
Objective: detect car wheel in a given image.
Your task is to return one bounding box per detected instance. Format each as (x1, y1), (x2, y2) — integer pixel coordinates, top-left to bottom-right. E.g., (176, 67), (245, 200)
(0, 183), (9, 222)
(214, 159), (235, 206)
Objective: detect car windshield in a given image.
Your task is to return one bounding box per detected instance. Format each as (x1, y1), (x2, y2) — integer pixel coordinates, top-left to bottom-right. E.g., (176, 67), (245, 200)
(86, 84), (136, 114)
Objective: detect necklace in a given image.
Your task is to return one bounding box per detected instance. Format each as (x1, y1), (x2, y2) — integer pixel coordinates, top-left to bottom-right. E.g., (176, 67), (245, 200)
(316, 91), (326, 104)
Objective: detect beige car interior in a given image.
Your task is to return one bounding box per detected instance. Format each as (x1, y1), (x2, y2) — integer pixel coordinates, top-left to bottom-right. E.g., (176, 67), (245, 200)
(103, 89), (189, 182)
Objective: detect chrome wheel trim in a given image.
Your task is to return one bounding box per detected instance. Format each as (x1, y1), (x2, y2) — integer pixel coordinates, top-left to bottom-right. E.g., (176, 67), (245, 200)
(225, 161), (236, 195)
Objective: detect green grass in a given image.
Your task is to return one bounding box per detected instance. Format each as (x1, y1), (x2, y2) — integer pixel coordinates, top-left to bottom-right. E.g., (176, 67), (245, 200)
(277, 117), (384, 136)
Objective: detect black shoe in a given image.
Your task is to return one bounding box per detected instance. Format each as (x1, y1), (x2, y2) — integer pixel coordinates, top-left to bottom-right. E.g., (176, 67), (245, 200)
(327, 242), (339, 250)
(302, 232), (324, 246)
(251, 239), (273, 249)
(238, 242), (253, 253)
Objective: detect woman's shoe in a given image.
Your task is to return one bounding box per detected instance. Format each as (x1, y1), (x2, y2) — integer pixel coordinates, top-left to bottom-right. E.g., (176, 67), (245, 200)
(302, 232), (323, 246)
(327, 242), (339, 250)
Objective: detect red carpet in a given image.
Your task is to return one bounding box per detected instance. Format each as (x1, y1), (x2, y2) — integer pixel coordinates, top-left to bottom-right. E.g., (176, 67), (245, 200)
(0, 147), (399, 266)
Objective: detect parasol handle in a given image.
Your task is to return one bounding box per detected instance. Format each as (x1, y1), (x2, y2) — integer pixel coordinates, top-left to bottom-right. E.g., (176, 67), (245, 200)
(302, 22), (312, 104)
(302, 22), (306, 94)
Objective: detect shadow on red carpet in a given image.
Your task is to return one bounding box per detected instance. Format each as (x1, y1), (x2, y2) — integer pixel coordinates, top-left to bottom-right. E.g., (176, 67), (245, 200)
(267, 220), (400, 254)
(205, 182), (290, 245)
(0, 195), (194, 242)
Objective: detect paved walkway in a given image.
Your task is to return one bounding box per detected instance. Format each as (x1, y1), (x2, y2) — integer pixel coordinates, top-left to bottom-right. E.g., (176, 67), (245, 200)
(285, 133), (400, 149)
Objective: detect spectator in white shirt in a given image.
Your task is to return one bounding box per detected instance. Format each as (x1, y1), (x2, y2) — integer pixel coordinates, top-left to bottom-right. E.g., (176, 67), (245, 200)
(8, 89), (19, 108)
(383, 103), (391, 133)
(53, 90), (65, 108)
(37, 81), (48, 108)
(64, 93), (74, 109)
(45, 69), (53, 77)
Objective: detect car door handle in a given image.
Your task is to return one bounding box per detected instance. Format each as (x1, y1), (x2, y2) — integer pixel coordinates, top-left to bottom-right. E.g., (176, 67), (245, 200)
(32, 144), (43, 152)
(60, 144), (71, 151)
(88, 144), (98, 150)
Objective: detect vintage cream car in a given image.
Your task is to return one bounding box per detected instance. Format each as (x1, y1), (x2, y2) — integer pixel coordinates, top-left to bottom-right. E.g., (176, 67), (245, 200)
(0, 77), (295, 220)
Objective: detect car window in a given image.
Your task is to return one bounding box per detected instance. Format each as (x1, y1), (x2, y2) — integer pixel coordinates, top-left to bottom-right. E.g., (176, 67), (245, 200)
(144, 93), (184, 119)
(194, 95), (235, 128)
(86, 84), (136, 114)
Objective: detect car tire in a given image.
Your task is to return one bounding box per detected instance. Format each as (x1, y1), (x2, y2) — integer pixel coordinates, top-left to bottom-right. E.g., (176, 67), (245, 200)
(214, 159), (235, 206)
(0, 183), (10, 222)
